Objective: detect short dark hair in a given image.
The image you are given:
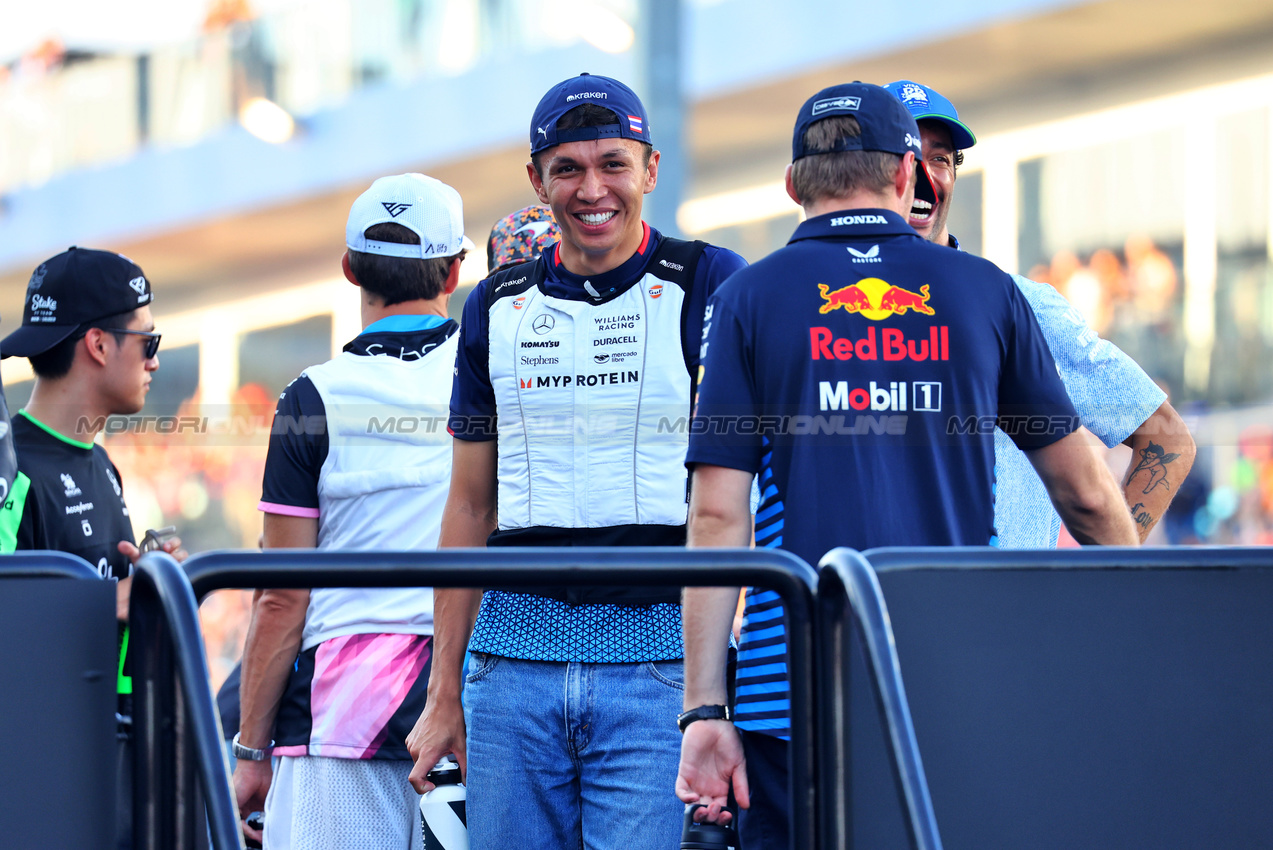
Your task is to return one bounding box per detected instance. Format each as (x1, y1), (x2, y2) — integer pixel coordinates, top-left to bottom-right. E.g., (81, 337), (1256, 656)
(346, 223), (459, 306)
(531, 104), (654, 176)
(30, 310), (138, 380)
(790, 115), (902, 204)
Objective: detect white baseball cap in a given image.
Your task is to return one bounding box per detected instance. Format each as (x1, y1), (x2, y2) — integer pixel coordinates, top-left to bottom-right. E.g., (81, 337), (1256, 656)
(346, 173), (477, 259)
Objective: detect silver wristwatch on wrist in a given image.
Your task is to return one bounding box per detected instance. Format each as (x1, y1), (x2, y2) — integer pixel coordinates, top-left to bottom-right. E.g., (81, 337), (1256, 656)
(231, 732), (274, 761)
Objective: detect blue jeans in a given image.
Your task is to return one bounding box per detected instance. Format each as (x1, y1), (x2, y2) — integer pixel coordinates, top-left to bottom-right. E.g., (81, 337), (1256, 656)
(464, 654), (685, 850)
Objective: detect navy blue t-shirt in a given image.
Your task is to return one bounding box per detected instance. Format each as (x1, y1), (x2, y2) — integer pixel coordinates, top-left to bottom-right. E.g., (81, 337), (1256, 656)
(687, 209), (1078, 738)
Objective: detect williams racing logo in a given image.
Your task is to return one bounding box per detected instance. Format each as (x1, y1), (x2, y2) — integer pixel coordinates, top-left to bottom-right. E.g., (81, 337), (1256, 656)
(817, 277), (934, 319)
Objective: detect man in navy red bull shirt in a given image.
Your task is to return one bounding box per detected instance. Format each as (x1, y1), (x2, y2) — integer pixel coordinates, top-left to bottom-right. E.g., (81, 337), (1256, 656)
(674, 83), (1139, 850)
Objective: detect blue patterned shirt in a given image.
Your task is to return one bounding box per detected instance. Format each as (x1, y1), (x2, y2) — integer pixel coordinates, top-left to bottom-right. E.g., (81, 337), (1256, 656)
(993, 275), (1165, 548)
(468, 592), (684, 662)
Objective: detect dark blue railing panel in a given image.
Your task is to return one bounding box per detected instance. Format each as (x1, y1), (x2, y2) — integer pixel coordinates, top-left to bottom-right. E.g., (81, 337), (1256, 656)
(817, 547), (942, 850)
(0, 552), (116, 850)
(184, 546), (820, 849)
(854, 546), (1273, 850)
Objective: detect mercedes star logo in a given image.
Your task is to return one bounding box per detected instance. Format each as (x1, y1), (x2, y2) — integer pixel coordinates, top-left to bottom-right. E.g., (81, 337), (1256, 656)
(532, 314), (555, 335)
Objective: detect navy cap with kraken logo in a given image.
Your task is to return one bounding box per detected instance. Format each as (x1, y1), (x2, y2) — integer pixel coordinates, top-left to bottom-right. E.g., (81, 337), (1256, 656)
(1, 246), (153, 359)
(529, 73), (651, 156)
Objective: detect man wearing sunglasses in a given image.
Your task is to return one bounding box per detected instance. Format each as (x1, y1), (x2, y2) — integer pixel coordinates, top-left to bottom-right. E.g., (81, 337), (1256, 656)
(0, 244), (173, 587)
(0, 245), (182, 847)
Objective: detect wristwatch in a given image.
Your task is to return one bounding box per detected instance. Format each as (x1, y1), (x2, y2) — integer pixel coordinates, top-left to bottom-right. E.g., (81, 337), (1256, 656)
(677, 704), (732, 733)
(231, 732), (274, 761)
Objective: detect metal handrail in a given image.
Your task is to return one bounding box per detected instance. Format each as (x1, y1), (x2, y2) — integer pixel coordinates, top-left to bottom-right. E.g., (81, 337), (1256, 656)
(862, 545), (1273, 573)
(130, 552), (241, 850)
(817, 547), (941, 850)
(0, 550), (100, 579)
(184, 546), (821, 849)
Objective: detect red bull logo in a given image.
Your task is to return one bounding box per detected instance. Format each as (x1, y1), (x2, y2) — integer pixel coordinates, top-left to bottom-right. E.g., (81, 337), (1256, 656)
(817, 277), (934, 319)
(810, 326), (949, 361)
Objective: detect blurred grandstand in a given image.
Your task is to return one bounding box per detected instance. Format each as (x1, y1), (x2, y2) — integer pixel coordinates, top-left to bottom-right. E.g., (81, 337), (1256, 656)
(4, 0), (1273, 685)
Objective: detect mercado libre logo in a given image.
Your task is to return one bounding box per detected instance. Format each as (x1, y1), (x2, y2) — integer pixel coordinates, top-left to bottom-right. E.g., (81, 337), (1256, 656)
(816, 277), (934, 319)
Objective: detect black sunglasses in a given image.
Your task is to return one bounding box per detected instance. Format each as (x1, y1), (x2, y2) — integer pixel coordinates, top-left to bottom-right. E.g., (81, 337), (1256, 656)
(101, 328), (162, 359)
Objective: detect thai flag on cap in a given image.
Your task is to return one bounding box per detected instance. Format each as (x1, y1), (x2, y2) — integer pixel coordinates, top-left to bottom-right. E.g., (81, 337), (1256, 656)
(628, 114), (643, 134)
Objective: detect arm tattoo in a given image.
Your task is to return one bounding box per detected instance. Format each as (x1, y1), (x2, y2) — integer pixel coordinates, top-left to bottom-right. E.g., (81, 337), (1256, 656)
(1129, 502), (1153, 532)
(1128, 441), (1181, 495)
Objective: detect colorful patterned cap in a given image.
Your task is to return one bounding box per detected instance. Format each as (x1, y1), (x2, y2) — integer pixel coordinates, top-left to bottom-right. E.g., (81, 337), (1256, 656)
(486, 205), (561, 273)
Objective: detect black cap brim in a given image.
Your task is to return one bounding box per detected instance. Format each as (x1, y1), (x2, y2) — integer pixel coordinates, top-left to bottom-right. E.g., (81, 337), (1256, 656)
(0, 323), (78, 359)
(915, 161), (939, 205)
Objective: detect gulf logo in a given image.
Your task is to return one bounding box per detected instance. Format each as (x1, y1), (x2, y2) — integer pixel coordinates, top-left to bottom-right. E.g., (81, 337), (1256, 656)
(513, 296), (526, 310)
(649, 284), (663, 299)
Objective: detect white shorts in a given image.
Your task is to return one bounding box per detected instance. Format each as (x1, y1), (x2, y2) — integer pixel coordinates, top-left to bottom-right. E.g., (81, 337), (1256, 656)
(263, 755), (423, 850)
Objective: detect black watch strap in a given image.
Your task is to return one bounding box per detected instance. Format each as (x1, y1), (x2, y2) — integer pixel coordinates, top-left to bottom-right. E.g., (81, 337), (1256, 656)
(677, 704), (732, 733)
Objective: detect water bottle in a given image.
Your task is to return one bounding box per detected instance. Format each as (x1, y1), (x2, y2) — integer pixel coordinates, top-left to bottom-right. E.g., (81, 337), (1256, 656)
(680, 803), (739, 850)
(419, 757), (468, 850)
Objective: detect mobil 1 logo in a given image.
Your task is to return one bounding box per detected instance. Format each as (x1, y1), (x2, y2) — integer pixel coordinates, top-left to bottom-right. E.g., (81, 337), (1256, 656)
(818, 380), (943, 412)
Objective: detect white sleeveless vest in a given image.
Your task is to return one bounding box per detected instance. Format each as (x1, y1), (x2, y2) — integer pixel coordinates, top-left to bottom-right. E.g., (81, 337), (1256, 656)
(487, 266), (693, 532)
(297, 332), (458, 649)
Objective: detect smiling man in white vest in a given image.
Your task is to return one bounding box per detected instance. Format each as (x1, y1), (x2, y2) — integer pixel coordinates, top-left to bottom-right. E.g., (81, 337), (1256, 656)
(233, 173), (473, 849)
(405, 74), (747, 850)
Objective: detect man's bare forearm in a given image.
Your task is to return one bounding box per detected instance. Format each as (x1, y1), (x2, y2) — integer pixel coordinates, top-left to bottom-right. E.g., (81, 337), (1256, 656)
(1029, 428), (1139, 546)
(1058, 477), (1140, 545)
(1122, 402), (1196, 541)
(684, 464), (756, 708)
(682, 587), (740, 708)
(239, 588), (310, 748)
(429, 448), (497, 700)
(425, 588), (483, 700)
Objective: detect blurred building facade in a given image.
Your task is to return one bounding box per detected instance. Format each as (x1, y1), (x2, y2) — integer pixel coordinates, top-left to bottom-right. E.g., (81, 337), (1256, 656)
(2, 0), (1272, 568)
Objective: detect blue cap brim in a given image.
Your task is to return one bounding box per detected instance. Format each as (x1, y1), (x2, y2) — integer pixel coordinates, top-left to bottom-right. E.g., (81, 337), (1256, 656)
(913, 114), (976, 150)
